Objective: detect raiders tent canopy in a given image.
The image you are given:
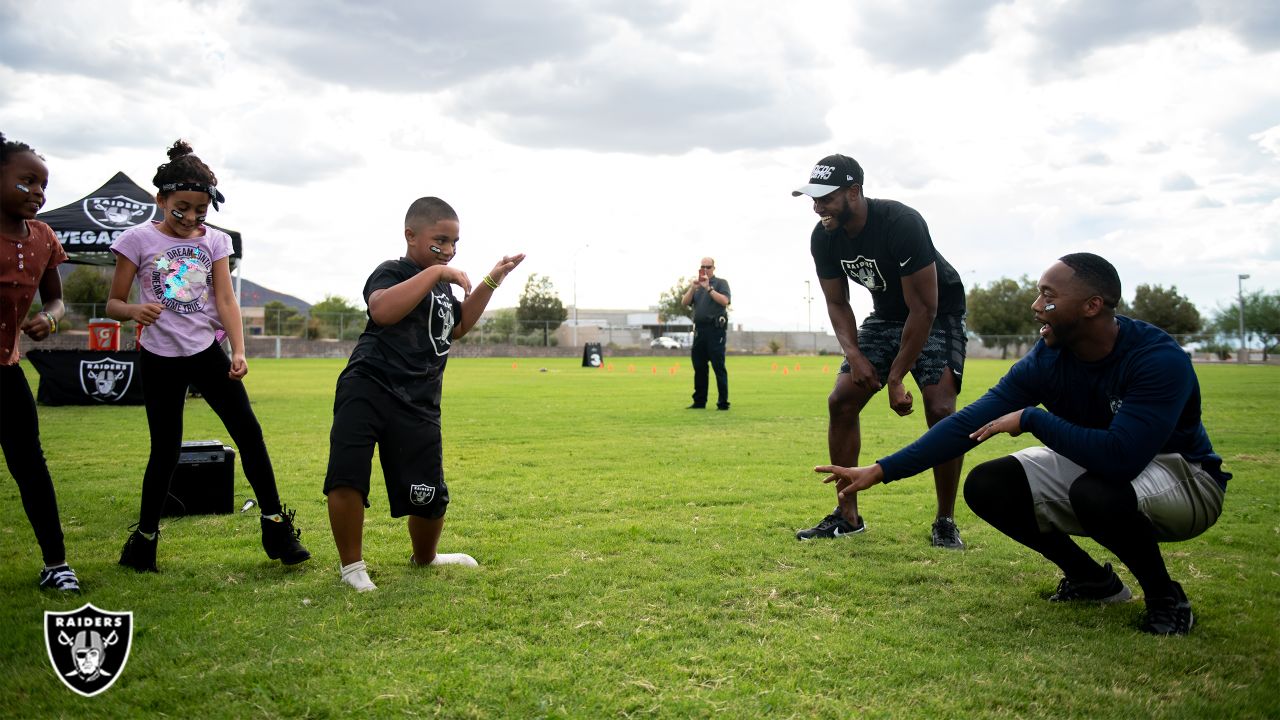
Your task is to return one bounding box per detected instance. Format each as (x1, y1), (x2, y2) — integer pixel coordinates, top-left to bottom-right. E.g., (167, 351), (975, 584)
(36, 171), (242, 268)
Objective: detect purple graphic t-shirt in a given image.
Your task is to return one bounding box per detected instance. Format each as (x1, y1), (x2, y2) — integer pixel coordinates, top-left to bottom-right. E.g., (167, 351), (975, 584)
(110, 221), (231, 357)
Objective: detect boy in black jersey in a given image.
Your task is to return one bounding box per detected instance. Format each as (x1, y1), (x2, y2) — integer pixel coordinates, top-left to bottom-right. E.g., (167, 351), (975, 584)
(324, 197), (524, 591)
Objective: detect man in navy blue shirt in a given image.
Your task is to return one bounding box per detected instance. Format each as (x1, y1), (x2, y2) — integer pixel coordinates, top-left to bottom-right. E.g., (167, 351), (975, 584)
(816, 253), (1228, 635)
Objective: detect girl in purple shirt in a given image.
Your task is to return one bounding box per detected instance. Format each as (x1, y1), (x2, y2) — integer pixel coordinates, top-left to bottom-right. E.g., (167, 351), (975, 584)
(107, 140), (309, 572)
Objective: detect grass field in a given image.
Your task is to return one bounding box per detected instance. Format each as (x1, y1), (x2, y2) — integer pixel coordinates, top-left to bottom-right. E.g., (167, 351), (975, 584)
(1, 355), (1277, 719)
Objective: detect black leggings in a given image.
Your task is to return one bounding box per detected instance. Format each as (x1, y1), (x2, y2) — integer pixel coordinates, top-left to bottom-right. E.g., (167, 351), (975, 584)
(0, 363), (66, 565)
(136, 344), (281, 533)
(964, 456), (1173, 599)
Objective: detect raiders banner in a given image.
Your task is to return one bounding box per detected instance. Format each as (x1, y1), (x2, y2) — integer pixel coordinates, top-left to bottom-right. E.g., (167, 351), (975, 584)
(26, 350), (144, 405)
(44, 604), (134, 697)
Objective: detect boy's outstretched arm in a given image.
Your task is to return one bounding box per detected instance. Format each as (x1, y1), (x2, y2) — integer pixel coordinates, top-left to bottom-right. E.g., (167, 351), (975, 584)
(455, 253), (525, 338)
(369, 265), (466, 327)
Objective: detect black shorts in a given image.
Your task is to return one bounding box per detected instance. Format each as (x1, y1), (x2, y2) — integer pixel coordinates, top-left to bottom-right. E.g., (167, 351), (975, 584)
(839, 314), (966, 392)
(323, 376), (450, 519)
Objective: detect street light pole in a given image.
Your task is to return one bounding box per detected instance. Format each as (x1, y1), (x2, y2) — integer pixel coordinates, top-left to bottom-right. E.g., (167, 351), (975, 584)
(1238, 273), (1250, 364)
(571, 244), (590, 348)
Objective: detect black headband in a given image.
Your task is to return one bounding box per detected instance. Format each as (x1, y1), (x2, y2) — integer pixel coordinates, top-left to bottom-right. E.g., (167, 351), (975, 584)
(158, 182), (226, 210)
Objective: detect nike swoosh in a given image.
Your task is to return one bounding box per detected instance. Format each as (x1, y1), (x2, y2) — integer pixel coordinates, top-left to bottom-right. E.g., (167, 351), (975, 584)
(899, 257), (912, 267)
(833, 528), (847, 537)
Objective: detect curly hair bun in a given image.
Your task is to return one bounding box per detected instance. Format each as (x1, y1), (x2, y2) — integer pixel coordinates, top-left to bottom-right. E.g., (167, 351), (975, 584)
(166, 139), (195, 161)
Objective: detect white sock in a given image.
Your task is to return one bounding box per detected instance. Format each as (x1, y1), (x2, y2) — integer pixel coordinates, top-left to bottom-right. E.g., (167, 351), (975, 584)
(262, 513), (282, 522)
(339, 560), (377, 592)
(429, 553), (479, 567)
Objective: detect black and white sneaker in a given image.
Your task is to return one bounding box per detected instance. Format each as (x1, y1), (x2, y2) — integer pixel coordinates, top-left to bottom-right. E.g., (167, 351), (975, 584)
(38, 564), (81, 593)
(1140, 581), (1195, 636)
(930, 517), (964, 549)
(119, 526), (159, 572)
(1048, 562), (1132, 603)
(261, 505), (311, 565)
(796, 510), (865, 540)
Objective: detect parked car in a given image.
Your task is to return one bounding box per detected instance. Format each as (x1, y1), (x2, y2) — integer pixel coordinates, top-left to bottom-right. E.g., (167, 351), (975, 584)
(650, 336), (681, 349)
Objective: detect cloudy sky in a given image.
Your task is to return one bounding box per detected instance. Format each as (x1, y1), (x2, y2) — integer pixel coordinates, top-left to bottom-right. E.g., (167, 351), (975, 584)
(3, 0), (1278, 331)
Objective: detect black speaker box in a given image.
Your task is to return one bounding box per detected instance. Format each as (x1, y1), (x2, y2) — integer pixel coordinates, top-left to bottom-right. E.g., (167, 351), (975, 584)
(161, 440), (236, 517)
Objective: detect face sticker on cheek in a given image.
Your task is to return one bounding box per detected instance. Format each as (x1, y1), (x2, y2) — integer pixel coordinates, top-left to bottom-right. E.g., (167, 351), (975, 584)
(430, 245), (443, 254)
(171, 209), (185, 220)
(15, 183), (30, 193)
(194, 214), (207, 224)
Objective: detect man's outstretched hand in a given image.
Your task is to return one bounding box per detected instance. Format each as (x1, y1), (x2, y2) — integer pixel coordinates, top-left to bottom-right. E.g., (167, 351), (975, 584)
(814, 463), (885, 501)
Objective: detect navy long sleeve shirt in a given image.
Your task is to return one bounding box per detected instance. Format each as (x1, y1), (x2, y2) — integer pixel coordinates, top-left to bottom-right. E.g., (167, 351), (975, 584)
(877, 316), (1229, 489)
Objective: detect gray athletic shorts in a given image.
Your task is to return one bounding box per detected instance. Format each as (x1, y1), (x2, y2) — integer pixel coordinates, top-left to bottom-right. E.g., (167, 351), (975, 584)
(1013, 447), (1224, 541)
(839, 315), (967, 391)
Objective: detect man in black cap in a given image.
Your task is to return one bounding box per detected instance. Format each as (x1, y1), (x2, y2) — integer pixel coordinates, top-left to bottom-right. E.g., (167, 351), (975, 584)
(792, 154), (968, 548)
(681, 256), (731, 410)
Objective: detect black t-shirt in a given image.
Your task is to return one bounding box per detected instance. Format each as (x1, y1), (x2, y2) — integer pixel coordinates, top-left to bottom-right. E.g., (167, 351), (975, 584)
(338, 257), (462, 421)
(810, 198), (966, 322)
(689, 277), (731, 324)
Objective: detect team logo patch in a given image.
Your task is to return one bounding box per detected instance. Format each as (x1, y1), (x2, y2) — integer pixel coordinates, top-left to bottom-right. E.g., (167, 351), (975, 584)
(83, 195), (155, 230)
(44, 604), (133, 697)
(427, 289), (456, 356)
(1109, 396), (1124, 414)
(841, 256), (886, 292)
(410, 484), (436, 505)
(79, 358), (135, 403)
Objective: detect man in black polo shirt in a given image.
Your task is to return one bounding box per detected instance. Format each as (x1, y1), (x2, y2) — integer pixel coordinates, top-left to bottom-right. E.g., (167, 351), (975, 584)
(792, 154), (968, 548)
(681, 257), (731, 410)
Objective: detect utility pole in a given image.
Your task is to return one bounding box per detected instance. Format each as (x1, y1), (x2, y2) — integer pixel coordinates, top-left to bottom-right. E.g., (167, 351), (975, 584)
(1238, 274), (1250, 364)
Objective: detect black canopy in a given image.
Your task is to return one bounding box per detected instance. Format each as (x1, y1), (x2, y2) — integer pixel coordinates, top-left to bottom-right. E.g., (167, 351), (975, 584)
(36, 171), (242, 267)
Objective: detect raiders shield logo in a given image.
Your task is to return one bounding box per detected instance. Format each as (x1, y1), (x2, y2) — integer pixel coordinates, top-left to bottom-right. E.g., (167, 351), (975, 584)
(44, 604), (133, 697)
(83, 195), (156, 230)
(80, 358), (135, 403)
(410, 484), (436, 505)
(841, 256), (886, 292)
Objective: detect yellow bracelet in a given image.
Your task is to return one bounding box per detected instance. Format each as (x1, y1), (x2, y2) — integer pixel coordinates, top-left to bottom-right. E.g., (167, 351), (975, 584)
(483, 274), (500, 290)
(42, 311), (58, 334)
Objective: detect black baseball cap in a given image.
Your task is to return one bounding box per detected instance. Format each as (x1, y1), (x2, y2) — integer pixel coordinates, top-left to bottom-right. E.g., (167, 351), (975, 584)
(791, 154), (864, 198)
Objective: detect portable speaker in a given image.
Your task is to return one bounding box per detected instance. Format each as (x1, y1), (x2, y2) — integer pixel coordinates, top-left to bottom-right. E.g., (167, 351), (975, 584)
(161, 440), (236, 517)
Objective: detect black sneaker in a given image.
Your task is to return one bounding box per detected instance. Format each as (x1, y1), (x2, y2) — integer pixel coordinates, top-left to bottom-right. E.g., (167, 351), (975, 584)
(119, 526), (159, 572)
(931, 517), (965, 549)
(796, 510), (865, 540)
(686, 404), (706, 409)
(1140, 581), (1195, 636)
(38, 564), (81, 593)
(1048, 562), (1132, 603)
(261, 505), (311, 565)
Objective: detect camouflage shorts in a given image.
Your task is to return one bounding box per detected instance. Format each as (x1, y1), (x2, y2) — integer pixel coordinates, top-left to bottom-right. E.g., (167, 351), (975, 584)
(838, 314), (967, 391)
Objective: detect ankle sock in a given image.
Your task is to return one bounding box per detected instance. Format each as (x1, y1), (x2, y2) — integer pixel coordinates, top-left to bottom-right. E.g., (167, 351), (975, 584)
(139, 531), (156, 541)
(429, 553), (479, 567)
(43, 562), (69, 572)
(262, 513), (282, 522)
(339, 560), (376, 592)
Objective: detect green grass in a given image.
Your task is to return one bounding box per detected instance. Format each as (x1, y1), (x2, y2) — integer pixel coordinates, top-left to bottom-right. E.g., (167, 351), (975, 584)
(1, 356), (1277, 719)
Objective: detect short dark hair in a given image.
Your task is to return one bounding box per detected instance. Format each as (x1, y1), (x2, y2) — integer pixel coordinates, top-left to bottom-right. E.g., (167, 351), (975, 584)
(0, 131), (42, 165)
(405, 197), (458, 230)
(1059, 252), (1121, 309)
(152, 139), (217, 191)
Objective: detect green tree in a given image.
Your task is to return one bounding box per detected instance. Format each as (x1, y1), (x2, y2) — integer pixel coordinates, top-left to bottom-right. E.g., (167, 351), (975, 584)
(309, 294), (364, 340)
(479, 307), (518, 344)
(263, 300), (305, 336)
(1212, 289), (1280, 361)
(657, 278), (694, 322)
(965, 276), (1039, 359)
(1127, 284), (1202, 336)
(517, 273), (567, 346)
(62, 265), (113, 306)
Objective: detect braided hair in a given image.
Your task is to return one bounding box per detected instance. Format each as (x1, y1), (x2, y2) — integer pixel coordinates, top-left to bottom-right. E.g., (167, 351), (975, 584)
(0, 131), (43, 165)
